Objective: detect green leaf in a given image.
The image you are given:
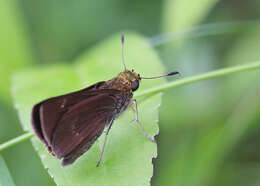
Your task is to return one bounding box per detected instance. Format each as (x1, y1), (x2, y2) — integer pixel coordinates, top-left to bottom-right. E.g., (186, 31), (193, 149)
(0, 155), (15, 186)
(0, 0), (33, 103)
(12, 33), (165, 186)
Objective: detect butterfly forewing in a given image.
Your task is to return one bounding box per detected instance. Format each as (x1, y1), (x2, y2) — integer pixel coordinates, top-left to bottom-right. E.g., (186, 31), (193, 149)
(31, 81), (131, 165)
(51, 90), (125, 159)
(31, 82), (106, 149)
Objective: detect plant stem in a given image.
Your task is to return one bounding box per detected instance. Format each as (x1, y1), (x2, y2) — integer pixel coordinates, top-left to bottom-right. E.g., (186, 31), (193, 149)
(0, 132), (34, 152)
(1, 61), (260, 152)
(135, 61), (260, 98)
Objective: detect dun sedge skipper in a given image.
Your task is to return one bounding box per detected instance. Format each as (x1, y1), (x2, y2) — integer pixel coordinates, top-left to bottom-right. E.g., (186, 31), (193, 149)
(31, 34), (179, 167)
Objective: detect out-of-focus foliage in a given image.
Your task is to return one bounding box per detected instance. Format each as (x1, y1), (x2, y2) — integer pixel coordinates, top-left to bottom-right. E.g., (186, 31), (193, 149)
(20, 0), (162, 62)
(0, 0), (33, 103)
(0, 155), (15, 186)
(0, 0), (260, 185)
(162, 0), (219, 31)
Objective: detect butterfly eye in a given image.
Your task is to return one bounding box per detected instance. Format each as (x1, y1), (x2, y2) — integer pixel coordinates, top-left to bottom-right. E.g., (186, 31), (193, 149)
(131, 80), (139, 91)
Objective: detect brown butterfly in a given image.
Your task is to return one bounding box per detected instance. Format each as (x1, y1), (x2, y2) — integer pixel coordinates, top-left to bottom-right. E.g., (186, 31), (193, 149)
(31, 35), (179, 166)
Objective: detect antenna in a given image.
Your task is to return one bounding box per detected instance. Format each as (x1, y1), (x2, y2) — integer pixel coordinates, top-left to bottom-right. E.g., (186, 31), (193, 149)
(121, 34), (127, 71)
(142, 71), (180, 79)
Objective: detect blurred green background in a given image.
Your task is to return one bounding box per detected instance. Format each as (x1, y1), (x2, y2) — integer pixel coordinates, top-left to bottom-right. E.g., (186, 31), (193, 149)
(0, 0), (260, 185)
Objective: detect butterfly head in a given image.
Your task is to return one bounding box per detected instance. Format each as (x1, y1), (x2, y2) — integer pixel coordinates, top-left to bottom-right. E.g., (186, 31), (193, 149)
(119, 69), (141, 92)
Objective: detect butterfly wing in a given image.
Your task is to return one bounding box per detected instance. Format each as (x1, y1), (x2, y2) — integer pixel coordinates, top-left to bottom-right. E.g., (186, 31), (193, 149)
(31, 81), (105, 150)
(53, 91), (125, 166)
(51, 90), (124, 157)
(31, 82), (130, 165)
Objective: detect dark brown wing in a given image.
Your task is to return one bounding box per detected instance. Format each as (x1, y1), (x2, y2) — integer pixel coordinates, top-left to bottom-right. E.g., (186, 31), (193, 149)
(31, 81), (130, 165)
(51, 91), (123, 158)
(31, 82), (106, 150)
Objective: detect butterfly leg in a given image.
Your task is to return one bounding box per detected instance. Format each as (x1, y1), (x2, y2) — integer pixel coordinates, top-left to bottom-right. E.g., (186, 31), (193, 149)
(130, 99), (155, 143)
(96, 119), (114, 167)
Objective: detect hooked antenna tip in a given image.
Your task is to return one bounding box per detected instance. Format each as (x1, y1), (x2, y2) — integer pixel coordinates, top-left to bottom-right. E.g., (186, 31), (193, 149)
(167, 71), (180, 76)
(121, 34), (124, 44)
